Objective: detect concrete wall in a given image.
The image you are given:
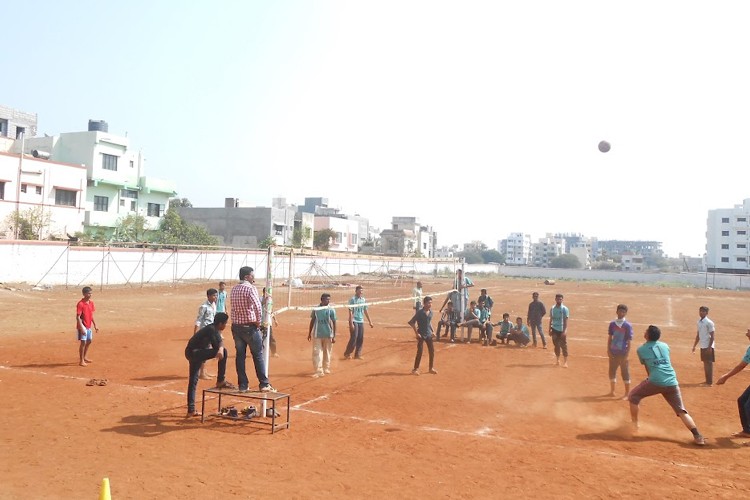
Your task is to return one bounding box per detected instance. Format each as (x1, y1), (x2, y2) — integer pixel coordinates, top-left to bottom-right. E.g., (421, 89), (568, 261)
(177, 207), (275, 247)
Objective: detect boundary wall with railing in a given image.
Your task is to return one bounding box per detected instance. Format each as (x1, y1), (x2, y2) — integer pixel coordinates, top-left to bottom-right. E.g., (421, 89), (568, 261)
(466, 263), (750, 291)
(0, 241), (458, 289)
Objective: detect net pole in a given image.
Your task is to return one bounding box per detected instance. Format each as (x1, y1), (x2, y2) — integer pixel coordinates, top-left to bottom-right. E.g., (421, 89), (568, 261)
(287, 247), (294, 309)
(262, 245), (274, 417)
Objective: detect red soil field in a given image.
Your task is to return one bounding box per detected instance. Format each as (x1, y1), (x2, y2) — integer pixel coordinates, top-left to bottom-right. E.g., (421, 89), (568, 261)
(0, 277), (749, 499)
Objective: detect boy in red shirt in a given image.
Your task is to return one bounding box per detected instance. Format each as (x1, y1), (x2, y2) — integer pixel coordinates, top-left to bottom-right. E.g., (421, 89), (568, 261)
(76, 286), (99, 366)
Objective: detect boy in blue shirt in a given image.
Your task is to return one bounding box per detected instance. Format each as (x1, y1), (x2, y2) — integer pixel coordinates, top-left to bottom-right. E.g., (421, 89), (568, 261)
(408, 296), (437, 375)
(608, 304), (634, 399)
(549, 293), (570, 367)
(495, 313), (514, 345)
(308, 293), (336, 377)
(507, 317), (530, 347)
(628, 325), (706, 446)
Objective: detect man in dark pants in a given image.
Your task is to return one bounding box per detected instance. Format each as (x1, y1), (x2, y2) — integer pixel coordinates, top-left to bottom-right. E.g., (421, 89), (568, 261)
(408, 296), (437, 375)
(230, 266), (276, 393)
(185, 312), (236, 417)
(527, 292), (547, 348)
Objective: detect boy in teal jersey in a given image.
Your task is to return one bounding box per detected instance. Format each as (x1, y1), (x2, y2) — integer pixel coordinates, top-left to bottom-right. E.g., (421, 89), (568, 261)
(628, 325), (706, 446)
(716, 328), (750, 441)
(549, 293), (570, 367)
(308, 293), (336, 377)
(495, 313), (514, 345)
(507, 317), (530, 347)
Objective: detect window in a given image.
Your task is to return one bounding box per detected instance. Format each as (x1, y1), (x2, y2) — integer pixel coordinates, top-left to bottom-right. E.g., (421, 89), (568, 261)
(0, 119), (8, 137)
(350, 233), (358, 246)
(15, 126), (25, 139)
(20, 184), (27, 193)
(55, 189), (76, 207)
(130, 200), (136, 211)
(738, 257), (747, 262)
(35, 186), (42, 195)
(738, 244), (747, 249)
(0, 181), (4, 199)
(102, 153), (118, 171)
(147, 203), (164, 217)
(739, 217), (747, 222)
(722, 244), (729, 249)
(120, 189), (138, 199)
(722, 217), (730, 223)
(739, 230), (747, 236)
(130, 160), (134, 168)
(722, 257), (729, 263)
(722, 231), (730, 236)
(336, 232), (343, 244)
(94, 196), (109, 212)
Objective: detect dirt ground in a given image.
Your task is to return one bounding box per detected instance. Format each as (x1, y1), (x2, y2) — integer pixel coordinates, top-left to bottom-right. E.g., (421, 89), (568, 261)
(1, 277), (749, 499)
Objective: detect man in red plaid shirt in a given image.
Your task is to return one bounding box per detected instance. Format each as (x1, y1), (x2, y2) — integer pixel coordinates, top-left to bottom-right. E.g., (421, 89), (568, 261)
(229, 266), (275, 392)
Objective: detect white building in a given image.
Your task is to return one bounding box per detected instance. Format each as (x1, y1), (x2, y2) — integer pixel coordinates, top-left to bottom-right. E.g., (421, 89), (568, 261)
(0, 151), (87, 239)
(380, 216), (436, 257)
(314, 216), (360, 252)
(18, 120), (176, 238)
(531, 235), (565, 267)
(706, 199), (750, 274)
(499, 233), (532, 265)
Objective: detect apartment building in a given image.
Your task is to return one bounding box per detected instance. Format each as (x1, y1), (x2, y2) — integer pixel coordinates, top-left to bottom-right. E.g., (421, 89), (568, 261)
(706, 198), (750, 274)
(19, 120), (176, 237)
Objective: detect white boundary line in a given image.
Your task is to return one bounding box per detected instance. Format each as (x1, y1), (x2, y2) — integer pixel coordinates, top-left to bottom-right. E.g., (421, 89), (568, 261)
(290, 398), (716, 472)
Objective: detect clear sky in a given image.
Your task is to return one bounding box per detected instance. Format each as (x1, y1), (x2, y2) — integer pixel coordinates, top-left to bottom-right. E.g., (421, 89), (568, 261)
(4, 1), (750, 257)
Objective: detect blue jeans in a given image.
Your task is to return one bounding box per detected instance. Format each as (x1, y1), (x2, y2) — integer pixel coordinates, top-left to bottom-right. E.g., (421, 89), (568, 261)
(345, 322), (365, 357)
(185, 346), (227, 412)
(231, 324), (269, 390)
(529, 320), (546, 346)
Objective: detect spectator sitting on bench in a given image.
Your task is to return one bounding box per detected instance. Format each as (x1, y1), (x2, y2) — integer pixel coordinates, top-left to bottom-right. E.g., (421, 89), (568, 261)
(459, 300), (482, 344)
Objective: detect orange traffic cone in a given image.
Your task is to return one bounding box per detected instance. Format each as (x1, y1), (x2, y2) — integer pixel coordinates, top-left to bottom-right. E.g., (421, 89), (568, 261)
(99, 477), (111, 500)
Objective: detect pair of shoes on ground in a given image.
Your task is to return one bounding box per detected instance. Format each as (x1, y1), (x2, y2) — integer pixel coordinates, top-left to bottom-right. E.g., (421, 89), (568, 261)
(312, 372), (325, 378)
(411, 368), (438, 375)
(215, 380), (238, 390)
(86, 378), (108, 386)
(186, 411), (201, 418)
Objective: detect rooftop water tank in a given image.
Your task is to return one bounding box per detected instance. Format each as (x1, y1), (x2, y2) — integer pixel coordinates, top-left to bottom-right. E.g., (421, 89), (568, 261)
(88, 120), (109, 132)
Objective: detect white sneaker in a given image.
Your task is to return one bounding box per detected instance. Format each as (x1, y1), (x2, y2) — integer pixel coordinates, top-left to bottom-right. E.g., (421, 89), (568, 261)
(311, 372), (324, 378)
(324, 368), (332, 374)
(260, 384), (277, 393)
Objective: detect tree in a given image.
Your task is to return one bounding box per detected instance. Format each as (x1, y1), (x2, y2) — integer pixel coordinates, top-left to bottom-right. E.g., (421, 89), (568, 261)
(169, 197), (193, 209)
(259, 236), (276, 249)
(461, 251), (483, 264)
(550, 254), (581, 269)
(313, 228), (337, 251)
(481, 249), (504, 264)
(112, 214), (149, 242)
(5, 207), (52, 240)
(154, 207), (218, 246)
(292, 226), (312, 248)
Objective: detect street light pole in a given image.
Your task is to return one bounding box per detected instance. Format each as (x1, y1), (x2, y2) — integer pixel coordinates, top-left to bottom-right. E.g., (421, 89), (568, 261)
(14, 132), (25, 240)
